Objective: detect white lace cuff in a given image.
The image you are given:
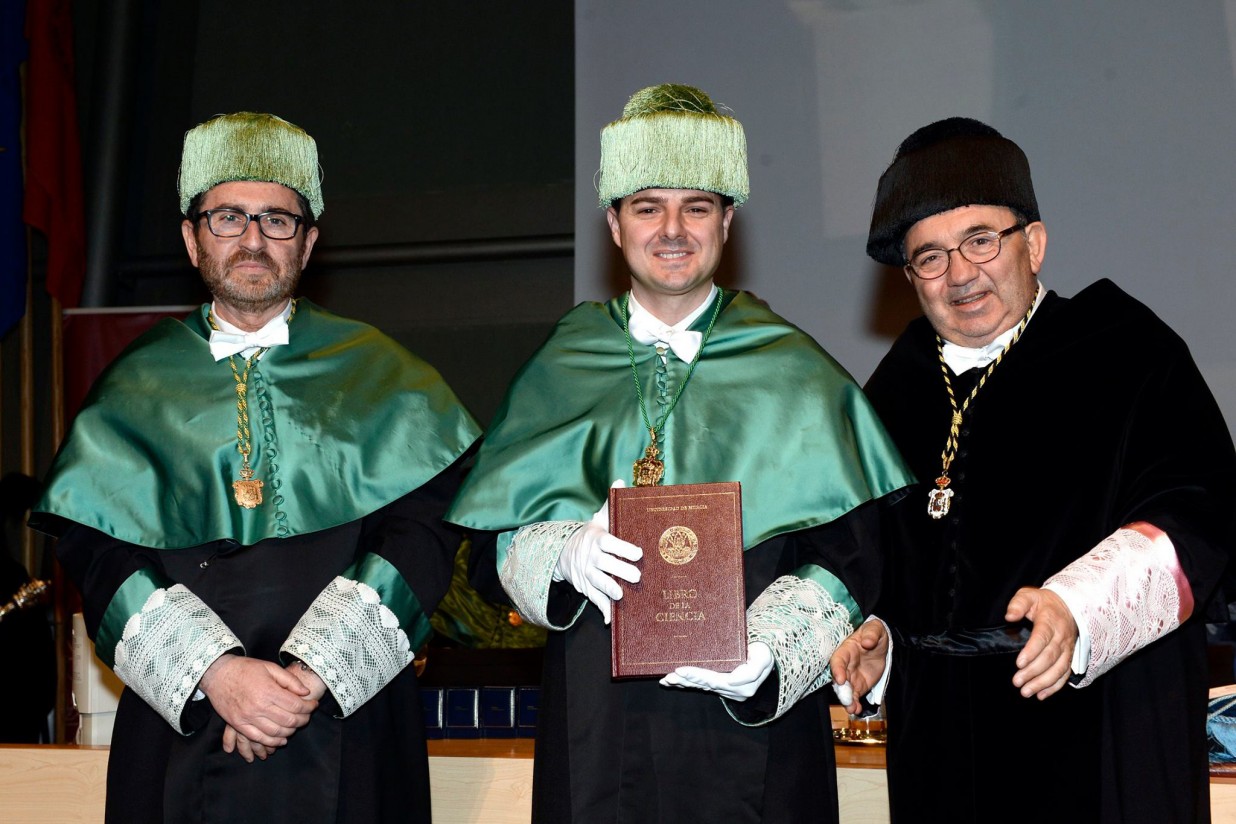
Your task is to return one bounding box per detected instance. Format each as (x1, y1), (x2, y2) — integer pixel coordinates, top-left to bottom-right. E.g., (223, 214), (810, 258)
(282, 576), (413, 717)
(498, 521), (587, 630)
(730, 575), (854, 724)
(111, 584), (241, 734)
(1043, 524), (1192, 688)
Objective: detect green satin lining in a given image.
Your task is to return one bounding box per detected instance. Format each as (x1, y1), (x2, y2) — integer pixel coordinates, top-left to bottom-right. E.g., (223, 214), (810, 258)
(793, 563), (862, 629)
(95, 566), (173, 668)
(343, 553), (432, 651)
(495, 530), (514, 572)
(35, 301), (479, 549)
(448, 291), (914, 547)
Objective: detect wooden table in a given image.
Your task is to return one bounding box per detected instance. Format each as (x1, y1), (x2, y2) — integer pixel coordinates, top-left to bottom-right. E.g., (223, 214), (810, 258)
(5, 741), (1236, 823)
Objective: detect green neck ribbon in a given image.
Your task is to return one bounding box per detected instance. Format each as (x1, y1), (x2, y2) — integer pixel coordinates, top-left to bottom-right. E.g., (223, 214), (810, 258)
(448, 291), (913, 548)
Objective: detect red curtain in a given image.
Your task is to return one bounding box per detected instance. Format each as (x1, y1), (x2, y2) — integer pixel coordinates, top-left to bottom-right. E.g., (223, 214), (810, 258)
(22, 0), (84, 309)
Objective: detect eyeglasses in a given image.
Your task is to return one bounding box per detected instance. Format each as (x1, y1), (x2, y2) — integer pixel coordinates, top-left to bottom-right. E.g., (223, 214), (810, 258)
(199, 209), (305, 240)
(905, 224), (1023, 280)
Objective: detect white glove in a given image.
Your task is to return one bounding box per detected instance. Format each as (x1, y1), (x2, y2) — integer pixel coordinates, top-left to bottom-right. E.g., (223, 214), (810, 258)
(552, 480), (642, 624)
(659, 641), (774, 701)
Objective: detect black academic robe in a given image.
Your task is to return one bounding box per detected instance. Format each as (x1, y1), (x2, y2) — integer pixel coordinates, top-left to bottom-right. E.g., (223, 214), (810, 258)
(472, 505), (881, 824)
(31, 301), (479, 824)
(865, 279), (1236, 824)
(449, 292), (912, 823)
(51, 465), (463, 824)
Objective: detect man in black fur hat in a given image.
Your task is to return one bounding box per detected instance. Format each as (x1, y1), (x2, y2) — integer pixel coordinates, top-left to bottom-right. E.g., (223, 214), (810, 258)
(832, 117), (1236, 823)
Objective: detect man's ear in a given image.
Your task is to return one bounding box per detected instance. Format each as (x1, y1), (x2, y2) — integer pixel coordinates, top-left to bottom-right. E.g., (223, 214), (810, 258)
(181, 220), (200, 267)
(606, 205), (622, 249)
(300, 226), (319, 268)
(1024, 221), (1047, 274)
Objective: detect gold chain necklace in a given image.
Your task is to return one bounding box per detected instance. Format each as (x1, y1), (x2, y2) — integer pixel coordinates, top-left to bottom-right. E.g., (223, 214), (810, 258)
(623, 289), (723, 486)
(927, 292), (1036, 519)
(207, 300), (297, 509)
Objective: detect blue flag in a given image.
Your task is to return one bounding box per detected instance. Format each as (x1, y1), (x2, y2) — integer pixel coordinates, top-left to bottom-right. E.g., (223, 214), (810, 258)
(0, 0), (28, 338)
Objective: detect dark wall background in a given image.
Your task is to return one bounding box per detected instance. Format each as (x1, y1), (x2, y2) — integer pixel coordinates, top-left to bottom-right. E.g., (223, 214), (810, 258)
(75, 0), (576, 427)
(0, 4), (574, 740)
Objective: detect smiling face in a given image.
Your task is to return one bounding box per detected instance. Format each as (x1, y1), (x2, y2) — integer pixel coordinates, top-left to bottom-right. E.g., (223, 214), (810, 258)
(903, 204), (1046, 347)
(181, 180), (319, 329)
(606, 188), (734, 324)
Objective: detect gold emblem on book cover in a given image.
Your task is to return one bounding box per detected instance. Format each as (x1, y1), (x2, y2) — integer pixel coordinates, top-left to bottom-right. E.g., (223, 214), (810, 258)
(658, 525), (699, 565)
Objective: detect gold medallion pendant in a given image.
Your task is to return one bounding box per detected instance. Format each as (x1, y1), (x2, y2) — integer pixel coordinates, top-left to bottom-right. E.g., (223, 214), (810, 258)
(209, 301), (299, 511)
(622, 290), (724, 490)
(928, 291), (1038, 520)
(633, 431), (665, 487)
(232, 468), (264, 509)
(927, 475), (953, 519)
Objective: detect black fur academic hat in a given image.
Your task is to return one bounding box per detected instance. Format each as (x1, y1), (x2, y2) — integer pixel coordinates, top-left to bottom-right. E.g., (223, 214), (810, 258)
(866, 117), (1039, 266)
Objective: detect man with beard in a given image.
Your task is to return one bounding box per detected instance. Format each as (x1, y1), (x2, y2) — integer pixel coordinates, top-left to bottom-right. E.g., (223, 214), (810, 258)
(831, 117), (1236, 823)
(31, 112), (480, 824)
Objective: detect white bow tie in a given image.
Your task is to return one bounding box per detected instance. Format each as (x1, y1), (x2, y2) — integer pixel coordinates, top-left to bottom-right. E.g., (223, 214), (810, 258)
(208, 323), (289, 361)
(941, 339), (1006, 375)
(627, 307), (703, 363)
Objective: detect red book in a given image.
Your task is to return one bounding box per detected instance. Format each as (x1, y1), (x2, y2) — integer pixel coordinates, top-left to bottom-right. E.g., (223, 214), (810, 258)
(609, 482), (746, 678)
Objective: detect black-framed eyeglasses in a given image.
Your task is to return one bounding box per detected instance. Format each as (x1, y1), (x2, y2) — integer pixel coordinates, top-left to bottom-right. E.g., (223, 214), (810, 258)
(904, 224), (1024, 280)
(199, 209), (304, 240)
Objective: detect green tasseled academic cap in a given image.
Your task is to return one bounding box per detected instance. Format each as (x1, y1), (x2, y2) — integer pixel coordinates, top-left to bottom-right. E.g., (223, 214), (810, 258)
(177, 112), (324, 217)
(597, 83), (749, 208)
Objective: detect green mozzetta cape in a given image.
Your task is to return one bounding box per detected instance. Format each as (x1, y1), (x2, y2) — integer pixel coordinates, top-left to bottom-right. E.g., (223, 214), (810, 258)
(35, 301), (480, 549)
(448, 290), (913, 547)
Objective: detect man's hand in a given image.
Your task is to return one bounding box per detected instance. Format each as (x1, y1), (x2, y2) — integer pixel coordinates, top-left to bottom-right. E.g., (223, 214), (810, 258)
(1006, 586), (1078, 700)
(830, 620), (889, 714)
(286, 659), (329, 702)
(222, 726), (275, 763)
(198, 654), (318, 748)
(219, 662), (329, 762)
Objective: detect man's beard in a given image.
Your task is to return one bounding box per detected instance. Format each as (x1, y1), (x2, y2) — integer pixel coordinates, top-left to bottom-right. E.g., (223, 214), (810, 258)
(196, 243), (303, 314)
